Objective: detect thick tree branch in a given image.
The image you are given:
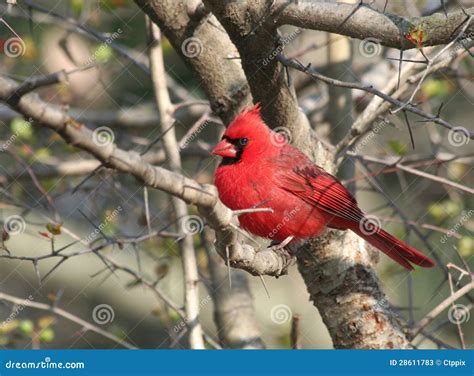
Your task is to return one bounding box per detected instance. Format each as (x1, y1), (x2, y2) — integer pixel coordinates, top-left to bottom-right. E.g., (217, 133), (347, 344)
(0, 75), (290, 279)
(0, 103), (209, 129)
(202, 0), (412, 349)
(2, 146), (208, 180)
(298, 234), (411, 349)
(275, 1), (473, 50)
(134, 0), (250, 124)
(204, 229), (265, 349)
(202, 0), (318, 161)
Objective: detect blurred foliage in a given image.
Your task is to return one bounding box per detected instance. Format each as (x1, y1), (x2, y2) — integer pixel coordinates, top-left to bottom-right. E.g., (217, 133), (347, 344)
(458, 236), (473, 257)
(428, 200), (462, 223)
(422, 78), (453, 98)
(0, 316), (56, 347)
(0, 0), (472, 350)
(387, 139), (408, 156)
(10, 118), (33, 141)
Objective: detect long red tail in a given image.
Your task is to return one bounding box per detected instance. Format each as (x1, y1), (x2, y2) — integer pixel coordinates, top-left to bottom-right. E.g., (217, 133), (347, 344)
(353, 225), (436, 270)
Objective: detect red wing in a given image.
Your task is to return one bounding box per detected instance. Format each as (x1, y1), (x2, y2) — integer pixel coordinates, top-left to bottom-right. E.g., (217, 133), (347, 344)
(274, 145), (363, 224)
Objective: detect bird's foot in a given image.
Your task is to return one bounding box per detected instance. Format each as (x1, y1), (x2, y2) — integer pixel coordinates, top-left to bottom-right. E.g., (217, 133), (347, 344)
(268, 236), (296, 277)
(269, 235), (294, 251)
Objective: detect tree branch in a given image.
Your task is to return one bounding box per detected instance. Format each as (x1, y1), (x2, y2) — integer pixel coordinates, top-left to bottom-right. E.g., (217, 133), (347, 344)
(202, 0), (413, 349)
(0, 74), (291, 279)
(204, 229), (266, 349)
(277, 54), (473, 139)
(0, 291), (137, 349)
(147, 19), (205, 349)
(275, 1), (473, 50)
(134, 0), (250, 124)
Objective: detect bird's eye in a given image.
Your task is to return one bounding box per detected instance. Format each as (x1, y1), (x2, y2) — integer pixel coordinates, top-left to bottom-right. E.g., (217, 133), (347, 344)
(240, 138), (248, 145)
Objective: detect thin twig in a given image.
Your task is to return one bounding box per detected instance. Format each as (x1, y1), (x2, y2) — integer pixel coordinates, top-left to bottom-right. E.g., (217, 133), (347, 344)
(0, 291), (137, 349)
(411, 279), (474, 338)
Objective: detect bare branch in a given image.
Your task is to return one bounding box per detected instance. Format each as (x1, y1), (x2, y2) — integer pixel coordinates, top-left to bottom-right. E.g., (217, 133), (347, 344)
(277, 55), (474, 139)
(275, 1), (473, 49)
(134, 0), (250, 124)
(0, 74), (291, 279)
(0, 291), (137, 349)
(147, 19), (205, 349)
(204, 229), (266, 349)
(411, 278), (474, 338)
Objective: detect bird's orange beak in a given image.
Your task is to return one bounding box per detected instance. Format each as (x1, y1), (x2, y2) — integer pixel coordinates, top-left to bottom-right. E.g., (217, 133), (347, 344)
(212, 139), (237, 158)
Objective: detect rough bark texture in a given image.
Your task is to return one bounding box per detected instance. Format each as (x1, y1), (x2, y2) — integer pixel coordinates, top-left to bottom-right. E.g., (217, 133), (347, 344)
(202, 0), (314, 154)
(0, 75), (291, 278)
(276, 2), (473, 50)
(1, 0), (452, 348)
(325, 30), (355, 190)
(199, 0), (412, 349)
(207, 251), (266, 349)
(297, 231), (411, 349)
(134, 0), (250, 124)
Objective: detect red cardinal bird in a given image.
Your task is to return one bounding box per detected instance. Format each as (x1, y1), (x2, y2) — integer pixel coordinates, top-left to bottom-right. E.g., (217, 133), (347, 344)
(212, 104), (435, 270)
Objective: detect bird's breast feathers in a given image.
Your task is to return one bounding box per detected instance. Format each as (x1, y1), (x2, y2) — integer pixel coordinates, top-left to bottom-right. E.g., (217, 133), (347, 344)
(214, 161), (327, 241)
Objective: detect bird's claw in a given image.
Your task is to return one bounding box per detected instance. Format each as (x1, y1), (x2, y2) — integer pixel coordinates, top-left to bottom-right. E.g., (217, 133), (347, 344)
(267, 236), (296, 277)
(269, 235), (294, 251)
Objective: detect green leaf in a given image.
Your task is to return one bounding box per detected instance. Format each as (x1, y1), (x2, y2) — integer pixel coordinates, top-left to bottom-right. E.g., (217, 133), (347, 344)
(428, 201), (461, 222)
(458, 237), (474, 257)
(93, 45), (113, 63)
(0, 319), (18, 334)
(18, 320), (34, 336)
(387, 139), (407, 156)
(71, 0), (83, 14)
(39, 328), (55, 343)
(35, 147), (51, 161)
(100, 0), (131, 11)
(422, 79), (452, 98)
(168, 310), (180, 322)
(10, 118), (33, 141)
(428, 203), (444, 222)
